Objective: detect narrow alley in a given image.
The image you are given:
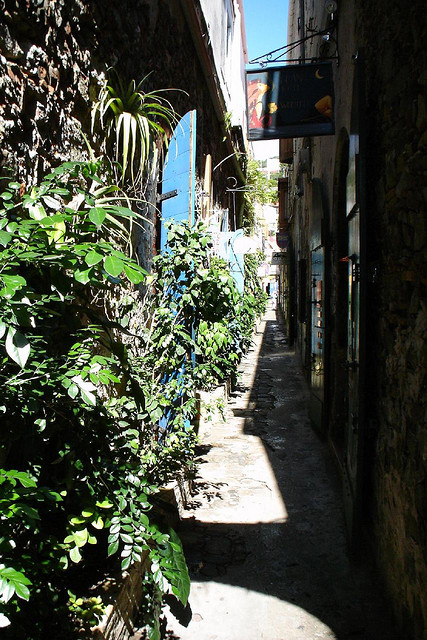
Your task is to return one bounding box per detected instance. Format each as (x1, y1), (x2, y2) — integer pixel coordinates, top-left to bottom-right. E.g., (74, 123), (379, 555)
(163, 307), (397, 640)
(1, 1), (424, 637)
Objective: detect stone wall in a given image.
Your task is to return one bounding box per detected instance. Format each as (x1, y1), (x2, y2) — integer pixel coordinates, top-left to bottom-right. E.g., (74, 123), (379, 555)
(0, 6), (244, 635)
(1, 0), (96, 181)
(356, 1), (426, 637)
(0, 0), (239, 211)
(286, 0), (426, 636)
(91, 554), (150, 640)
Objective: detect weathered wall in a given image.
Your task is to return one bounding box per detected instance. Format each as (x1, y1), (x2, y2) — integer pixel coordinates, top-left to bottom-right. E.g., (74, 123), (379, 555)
(356, 1), (426, 637)
(0, 0), (239, 223)
(0, 0), (96, 182)
(286, 0), (426, 637)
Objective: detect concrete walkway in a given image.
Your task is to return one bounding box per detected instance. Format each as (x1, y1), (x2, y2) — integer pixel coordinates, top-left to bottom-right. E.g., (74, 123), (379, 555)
(163, 308), (396, 640)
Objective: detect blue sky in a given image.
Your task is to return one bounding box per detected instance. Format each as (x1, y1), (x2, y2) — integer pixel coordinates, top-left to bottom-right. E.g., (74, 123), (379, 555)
(243, 0), (289, 66)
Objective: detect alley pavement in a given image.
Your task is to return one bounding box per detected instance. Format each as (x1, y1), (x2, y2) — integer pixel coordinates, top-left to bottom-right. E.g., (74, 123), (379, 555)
(162, 307), (397, 640)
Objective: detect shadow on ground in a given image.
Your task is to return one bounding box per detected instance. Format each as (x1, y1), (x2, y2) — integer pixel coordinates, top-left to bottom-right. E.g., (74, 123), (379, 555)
(164, 310), (397, 640)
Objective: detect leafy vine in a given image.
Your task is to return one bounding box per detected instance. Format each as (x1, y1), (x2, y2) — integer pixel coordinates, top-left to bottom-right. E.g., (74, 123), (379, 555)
(0, 160), (266, 638)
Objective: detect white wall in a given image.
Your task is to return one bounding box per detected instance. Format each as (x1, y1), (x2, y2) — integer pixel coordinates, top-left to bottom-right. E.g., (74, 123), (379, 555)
(199, 0), (248, 134)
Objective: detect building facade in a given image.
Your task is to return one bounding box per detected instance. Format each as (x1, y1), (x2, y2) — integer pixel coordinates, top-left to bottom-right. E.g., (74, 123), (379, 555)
(0, 0), (249, 255)
(281, 0), (426, 638)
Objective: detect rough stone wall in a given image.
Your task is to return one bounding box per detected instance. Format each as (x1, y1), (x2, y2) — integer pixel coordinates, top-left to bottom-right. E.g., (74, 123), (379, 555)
(355, 1), (426, 637)
(0, 0), (98, 182)
(287, 0), (426, 636)
(0, 0), (236, 218)
(91, 554), (150, 640)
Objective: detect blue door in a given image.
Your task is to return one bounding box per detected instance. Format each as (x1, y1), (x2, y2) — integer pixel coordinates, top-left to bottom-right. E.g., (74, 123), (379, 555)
(160, 110), (197, 251)
(158, 111), (197, 433)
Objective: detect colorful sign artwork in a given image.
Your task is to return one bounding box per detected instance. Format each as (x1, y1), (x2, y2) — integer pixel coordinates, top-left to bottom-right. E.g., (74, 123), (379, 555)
(246, 63), (335, 140)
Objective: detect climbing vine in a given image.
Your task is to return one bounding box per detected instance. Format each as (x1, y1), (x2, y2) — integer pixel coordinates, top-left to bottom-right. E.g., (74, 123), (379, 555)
(0, 161), (192, 638)
(0, 159), (264, 637)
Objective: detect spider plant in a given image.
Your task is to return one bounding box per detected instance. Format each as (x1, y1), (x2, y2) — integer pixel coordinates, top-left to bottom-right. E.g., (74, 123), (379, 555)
(78, 132), (155, 253)
(91, 70), (182, 188)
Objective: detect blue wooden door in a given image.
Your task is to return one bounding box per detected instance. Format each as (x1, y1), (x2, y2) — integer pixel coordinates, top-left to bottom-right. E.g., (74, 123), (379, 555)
(158, 111), (197, 433)
(160, 110), (197, 252)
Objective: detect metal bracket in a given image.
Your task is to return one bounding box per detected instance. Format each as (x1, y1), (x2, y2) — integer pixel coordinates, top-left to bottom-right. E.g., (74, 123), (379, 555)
(248, 27), (339, 67)
(157, 189), (178, 203)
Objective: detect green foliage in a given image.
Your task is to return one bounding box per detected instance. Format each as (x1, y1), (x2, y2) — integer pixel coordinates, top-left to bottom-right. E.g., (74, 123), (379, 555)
(0, 161), (264, 637)
(138, 528), (190, 640)
(139, 574), (163, 640)
(150, 527), (190, 606)
(0, 162), (192, 637)
(67, 592), (105, 630)
(0, 565), (31, 605)
(244, 251), (268, 319)
(243, 158), (278, 231)
(92, 70), (182, 187)
(153, 223), (247, 390)
(222, 111), (232, 142)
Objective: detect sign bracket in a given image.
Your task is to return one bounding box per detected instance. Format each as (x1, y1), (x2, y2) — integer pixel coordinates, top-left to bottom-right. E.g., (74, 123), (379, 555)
(248, 27), (339, 68)
(157, 189), (178, 203)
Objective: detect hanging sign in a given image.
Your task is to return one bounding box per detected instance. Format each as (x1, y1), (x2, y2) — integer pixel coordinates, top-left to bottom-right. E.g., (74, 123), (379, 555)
(271, 252), (287, 265)
(276, 232), (290, 249)
(246, 63), (335, 140)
